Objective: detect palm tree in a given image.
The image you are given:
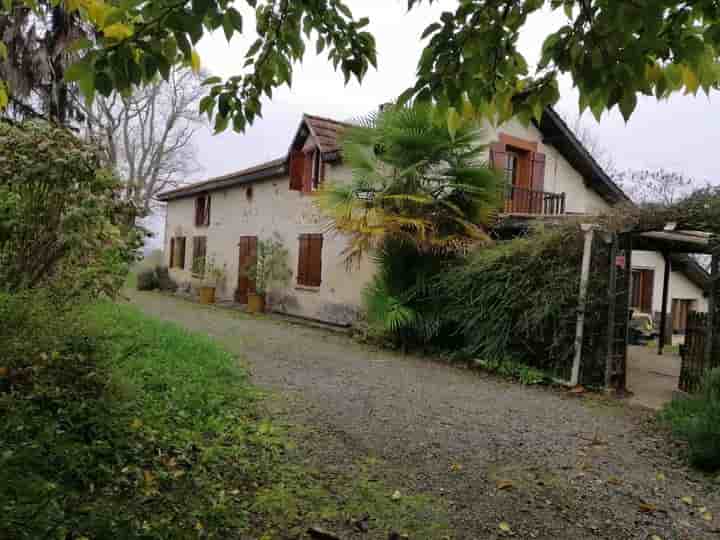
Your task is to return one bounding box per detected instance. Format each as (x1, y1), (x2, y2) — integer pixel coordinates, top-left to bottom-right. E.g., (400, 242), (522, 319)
(316, 103), (503, 262)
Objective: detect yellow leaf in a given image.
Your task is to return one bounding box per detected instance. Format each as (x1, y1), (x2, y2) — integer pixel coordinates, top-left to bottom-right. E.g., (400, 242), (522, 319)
(681, 496), (694, 505)
(639, 502), (657, 513)
(607, 476), (623, 485)
(681, 66), (700, 94)
(103, 22), (133, 41)
(498, 521), (512, 534)
(130, 418), (142, 429)
(650, 536), (663, 540)
(655, 472), (666, 481)
(391, 490), (401, 500)
(0, 43), (6, 61)
(64, 0), (81, 11)
(496, 479), (513, 490)
(87, 0), (109, 28)
(702, 511), (713, 522)
(191, 50), (201, 73)
(450, 463), (463, 472)
(0, 82), (8, 109)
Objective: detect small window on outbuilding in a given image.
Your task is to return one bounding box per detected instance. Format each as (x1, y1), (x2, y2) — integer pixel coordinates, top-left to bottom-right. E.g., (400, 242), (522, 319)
(169, 237), (186, 269)
(195, 194), (211, 227)
(297, 234), (323, 287)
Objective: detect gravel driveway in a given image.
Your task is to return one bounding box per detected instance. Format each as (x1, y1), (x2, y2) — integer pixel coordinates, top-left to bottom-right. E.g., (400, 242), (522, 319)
(129, 291), (719, 540)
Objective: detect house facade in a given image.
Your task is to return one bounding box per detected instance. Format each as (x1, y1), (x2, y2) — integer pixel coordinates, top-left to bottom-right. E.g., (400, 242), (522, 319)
(158, 109), (708, 330)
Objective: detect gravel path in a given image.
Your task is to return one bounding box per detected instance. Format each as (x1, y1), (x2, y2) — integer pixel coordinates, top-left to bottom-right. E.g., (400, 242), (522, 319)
(129, 291), (720, 540)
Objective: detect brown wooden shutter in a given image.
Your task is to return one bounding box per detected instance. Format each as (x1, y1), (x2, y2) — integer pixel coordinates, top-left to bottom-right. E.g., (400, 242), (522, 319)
(309, 234), (323, 286)
(489, 142), (507, 171)
(297, 235), (308, 285)
(302, 151), (314, 193)
(193, 236), (207, 275)
(179, 237), (186, 269)
(289, 151), (304, 191)
(530, 152), (546, 192)
(169, 238), (175, 268)
(205, 195), (211, 226)
(194, 197), (202, 226)
(642, 269), (654, 313)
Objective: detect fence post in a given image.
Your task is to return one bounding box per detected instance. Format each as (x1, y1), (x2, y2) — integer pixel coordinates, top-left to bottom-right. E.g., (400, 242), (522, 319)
(571, 224), (595, 387)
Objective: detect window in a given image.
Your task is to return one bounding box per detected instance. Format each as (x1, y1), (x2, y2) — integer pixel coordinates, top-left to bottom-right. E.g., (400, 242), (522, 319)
(297, 234), (323, 287)
(192, 236), (207, 277)
(169, 237), (186, 269)
(504, 151), (520, 185)
(195, 194), (211, 227)
(289, 149), (324, 193)
(631, 269), (654, 313)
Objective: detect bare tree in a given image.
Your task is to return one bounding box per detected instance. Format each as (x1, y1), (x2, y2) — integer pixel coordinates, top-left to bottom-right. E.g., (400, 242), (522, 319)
(562, 113), (618, 177)
(81, 67), (204, 215)
(615, 168), (697, 208)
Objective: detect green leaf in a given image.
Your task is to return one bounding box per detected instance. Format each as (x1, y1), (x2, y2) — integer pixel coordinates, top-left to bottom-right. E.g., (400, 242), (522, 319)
(0, 42), (6, 61)
(0, 81), (8, 109)
(64, 60), (90, 82)
(421, 23), (441, 40)
(618, 91), (637, 122)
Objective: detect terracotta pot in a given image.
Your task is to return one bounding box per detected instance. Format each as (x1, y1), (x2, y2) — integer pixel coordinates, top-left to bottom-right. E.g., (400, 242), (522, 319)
(247, 293), (265, 314)
(198, 286), (216, 304)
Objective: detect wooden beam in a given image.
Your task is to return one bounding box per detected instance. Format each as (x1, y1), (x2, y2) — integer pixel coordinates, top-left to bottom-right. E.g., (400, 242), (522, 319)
(705, 252), (718, 366)
(605, 234), (618, 389)
(620, 236), (633, 393)
(572, 225), (595, 386)
(659, 253), (671, 355)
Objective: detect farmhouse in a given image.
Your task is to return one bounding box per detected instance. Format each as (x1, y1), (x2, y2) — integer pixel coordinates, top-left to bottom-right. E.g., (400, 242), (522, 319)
(158, 108), (708, 332)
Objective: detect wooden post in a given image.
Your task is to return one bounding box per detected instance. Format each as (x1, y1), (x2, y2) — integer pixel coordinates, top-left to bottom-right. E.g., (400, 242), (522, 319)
(572, 225), (595, 387)
(705, 251), (718, 366)
(659, 253), (671, 355)
(620, 237), (633, 393)
(605, 234), (618, 390)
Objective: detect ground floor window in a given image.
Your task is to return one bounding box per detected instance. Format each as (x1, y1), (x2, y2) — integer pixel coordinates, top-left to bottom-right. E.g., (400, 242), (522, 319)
(297, 234), (323, 287)
(169, 237), (186, 269)
(192, 236), (207, 277)
(631, 268), (654, 313)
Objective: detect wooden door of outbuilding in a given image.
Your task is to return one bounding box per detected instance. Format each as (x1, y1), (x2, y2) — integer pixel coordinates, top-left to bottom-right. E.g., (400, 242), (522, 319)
(236, 236), (257, 304)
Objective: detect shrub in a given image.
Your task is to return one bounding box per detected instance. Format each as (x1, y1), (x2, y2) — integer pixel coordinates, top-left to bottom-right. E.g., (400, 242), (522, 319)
(660, 368), (720, 471)
(136, 268), (159, 291)
(155, 265), (177, 292)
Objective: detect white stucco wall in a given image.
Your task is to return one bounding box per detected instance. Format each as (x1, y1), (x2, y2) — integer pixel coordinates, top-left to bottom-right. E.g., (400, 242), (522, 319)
(631, 251), (708, 315)
(164, 161), (375, 325)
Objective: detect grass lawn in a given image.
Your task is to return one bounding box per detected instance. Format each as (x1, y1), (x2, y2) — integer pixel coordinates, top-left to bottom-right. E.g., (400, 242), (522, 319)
(1, 301), (448, 539)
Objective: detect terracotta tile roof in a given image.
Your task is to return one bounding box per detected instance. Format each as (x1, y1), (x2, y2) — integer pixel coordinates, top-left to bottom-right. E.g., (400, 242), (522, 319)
(303, 114), (351, 153)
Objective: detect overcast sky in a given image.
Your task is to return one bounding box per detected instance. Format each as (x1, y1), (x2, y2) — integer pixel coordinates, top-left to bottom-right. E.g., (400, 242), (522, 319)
(147, 1), (719, 249)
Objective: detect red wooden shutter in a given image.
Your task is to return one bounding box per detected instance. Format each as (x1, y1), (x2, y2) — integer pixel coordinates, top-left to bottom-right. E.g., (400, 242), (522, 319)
(169, 238), (175, 268)
(530, 152), (546, 192)
(489, 142), (507, 171)
(289, 151), (304, 191)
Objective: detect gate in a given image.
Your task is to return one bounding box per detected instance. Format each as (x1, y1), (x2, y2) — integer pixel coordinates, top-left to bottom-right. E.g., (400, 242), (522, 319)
(679, 312), (711, 393)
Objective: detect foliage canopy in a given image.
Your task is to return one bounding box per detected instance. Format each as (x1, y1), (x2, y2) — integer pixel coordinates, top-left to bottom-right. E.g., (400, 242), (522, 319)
(2, 1), (719, 130)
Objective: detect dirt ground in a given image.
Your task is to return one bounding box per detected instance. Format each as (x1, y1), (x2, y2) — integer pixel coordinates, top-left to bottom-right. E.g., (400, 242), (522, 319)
(627, 345), (683, 410)
(129, 291), (720, 540)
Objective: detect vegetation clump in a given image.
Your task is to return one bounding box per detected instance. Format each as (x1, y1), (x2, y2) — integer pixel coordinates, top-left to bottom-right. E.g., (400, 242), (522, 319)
(660, 368), (720, 471)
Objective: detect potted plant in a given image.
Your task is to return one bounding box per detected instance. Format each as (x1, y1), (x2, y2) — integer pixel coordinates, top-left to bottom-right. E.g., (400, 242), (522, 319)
(195, 256), (225, 304)
(245, 235), (292, 314)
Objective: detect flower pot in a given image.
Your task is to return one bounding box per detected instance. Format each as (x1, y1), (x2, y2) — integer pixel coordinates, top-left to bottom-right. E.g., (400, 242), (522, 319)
(198, 286), (216, 304)
(247, 293), (265, 314)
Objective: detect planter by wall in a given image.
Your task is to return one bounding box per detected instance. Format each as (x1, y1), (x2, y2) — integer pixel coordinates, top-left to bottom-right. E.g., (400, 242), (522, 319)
(247, 293), (265, 314)
(198, 286), (216, 305)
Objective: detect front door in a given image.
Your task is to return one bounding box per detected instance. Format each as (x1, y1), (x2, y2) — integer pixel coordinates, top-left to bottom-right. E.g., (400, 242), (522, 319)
(236, 236), (257, 304)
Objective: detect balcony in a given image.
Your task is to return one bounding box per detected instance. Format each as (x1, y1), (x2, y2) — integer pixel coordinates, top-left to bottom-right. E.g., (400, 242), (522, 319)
(503, 185), (566, 216)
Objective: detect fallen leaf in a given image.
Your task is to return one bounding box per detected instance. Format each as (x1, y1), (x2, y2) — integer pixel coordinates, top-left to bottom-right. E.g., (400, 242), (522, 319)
(639, 502), (658, 513)
(699, 506), (707, 513)
(702, 511), (713, 522)
(391, 490), (402, 501)
(130, 418), (143, 430)
(681, 496), (694, 505)
(450, 463), (463, 472)
(655, 472), (666, 481)
(499, 521), (512, 534)
(607, 476), (623, 485)
(650, 535), (663, 540)
(496, 479), (514, 490)
(569, 385), (586, 394)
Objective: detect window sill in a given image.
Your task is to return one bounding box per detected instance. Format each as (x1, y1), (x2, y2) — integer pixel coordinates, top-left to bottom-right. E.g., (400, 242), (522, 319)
(295, 285), (321, 293)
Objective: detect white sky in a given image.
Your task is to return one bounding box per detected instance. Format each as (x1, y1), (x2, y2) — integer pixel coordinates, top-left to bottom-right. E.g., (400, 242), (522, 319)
(146, 1), (719, 251)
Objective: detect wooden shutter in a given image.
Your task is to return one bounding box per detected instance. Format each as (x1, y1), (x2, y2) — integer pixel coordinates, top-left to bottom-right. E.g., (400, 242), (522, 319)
(308, 234), (323, 286)
(289, 151), (304, 191)
(489, 142), (507, 171)
(302, 150), (314, 193)
(641, 269), (654, 313)
(204, 195), (211, 226)
(178, 237), (186, 269)
(193, 236), (207, 275)
(530, 152), (546, 192)
(297, 235), (308, 285)
(169, 238), (175, 268)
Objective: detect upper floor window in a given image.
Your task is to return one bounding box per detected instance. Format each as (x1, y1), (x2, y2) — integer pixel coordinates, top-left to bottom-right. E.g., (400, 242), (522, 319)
(169, 237), (186, 269)
(289, 149), (324, 193)
(195, 194), (211, 227)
